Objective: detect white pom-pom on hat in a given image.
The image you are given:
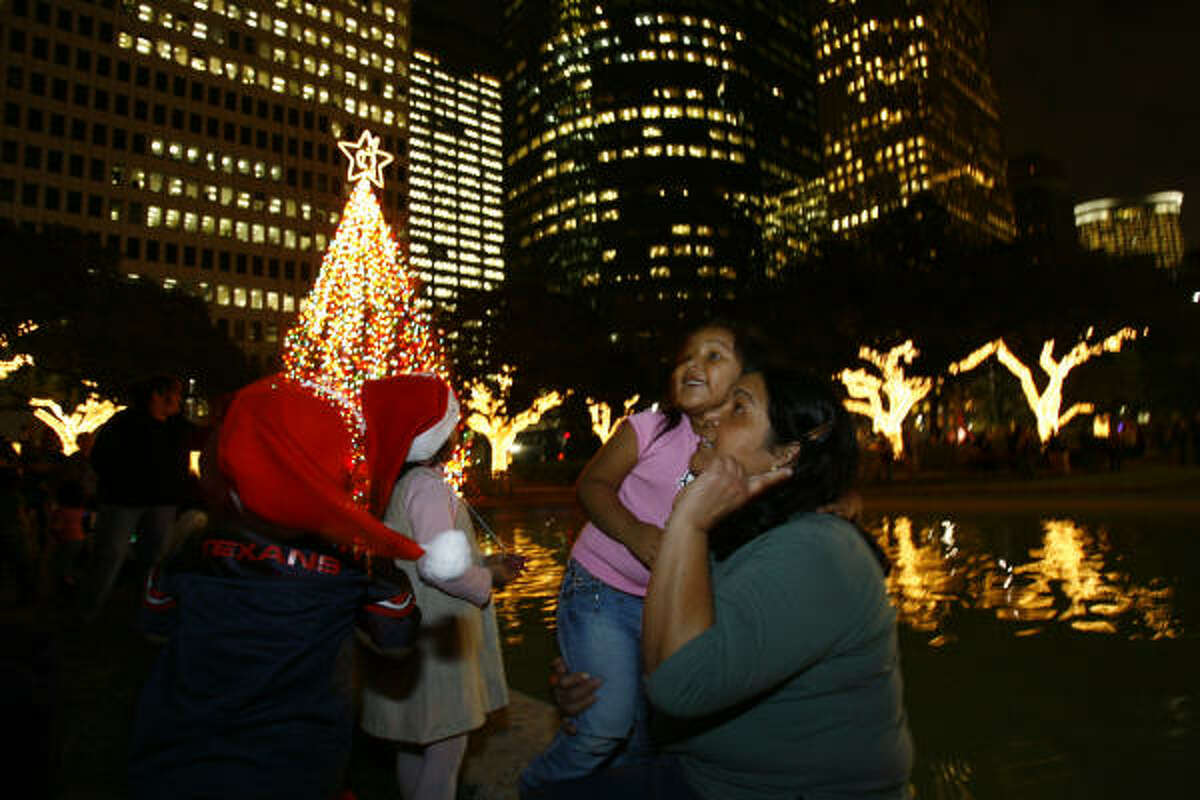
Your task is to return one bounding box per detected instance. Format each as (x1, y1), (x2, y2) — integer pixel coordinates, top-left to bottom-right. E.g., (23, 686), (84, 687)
(411, 528), (472, 582)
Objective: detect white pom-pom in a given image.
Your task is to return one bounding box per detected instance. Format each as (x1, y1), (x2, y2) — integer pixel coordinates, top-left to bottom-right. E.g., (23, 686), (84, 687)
(412, 528), (471, 582)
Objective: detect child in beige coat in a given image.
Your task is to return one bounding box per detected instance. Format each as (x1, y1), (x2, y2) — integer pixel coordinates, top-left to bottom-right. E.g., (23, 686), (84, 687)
(360, 376), (520, 800)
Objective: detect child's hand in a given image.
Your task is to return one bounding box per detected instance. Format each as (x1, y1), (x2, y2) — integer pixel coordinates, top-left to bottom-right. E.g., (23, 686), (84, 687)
(484, 553), (521, 588)
(502, 553), (528, 574)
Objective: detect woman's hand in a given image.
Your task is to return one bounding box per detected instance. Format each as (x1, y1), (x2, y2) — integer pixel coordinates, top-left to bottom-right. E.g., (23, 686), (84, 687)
(643, 458), (790, 673)
(548, 656), (604, 733)
(671, 456), (792, 534)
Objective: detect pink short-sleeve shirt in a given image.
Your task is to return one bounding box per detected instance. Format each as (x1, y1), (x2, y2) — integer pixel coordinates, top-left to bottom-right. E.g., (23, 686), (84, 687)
(569, 410), (698, 597)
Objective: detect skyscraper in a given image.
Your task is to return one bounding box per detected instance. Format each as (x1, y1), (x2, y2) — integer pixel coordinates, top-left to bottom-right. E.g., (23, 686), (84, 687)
(815, 0), (1014, 243)
(406, 49), (504, 372)
(1074, 192), (1185, 270)
(0, 0), (413, 372)
(502, 0), (819, 323)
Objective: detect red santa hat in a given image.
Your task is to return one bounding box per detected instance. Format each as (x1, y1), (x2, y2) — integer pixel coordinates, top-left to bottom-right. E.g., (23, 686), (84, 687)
(362, 373), (460, 514)
(362, 374), (471, 581)
(217, 374), (470, 579)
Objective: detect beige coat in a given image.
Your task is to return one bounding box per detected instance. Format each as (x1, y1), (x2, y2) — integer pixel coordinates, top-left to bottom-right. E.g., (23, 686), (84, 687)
(359, 468), (508, 744)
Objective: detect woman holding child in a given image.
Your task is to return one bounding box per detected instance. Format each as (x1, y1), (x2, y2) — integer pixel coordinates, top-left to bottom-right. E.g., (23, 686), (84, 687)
(528, 366), (913, 800)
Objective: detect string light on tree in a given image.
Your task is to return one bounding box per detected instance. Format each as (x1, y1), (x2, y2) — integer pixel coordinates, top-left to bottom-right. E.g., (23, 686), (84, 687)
(949, 327), (1138, 444)
(0, 321), (39, 380)
(586, 395), (640, 443)
(283, 130), (460, 500)
(29, 394), (124, 455)
(839, 341), (932, 458)
(0, 353), (33, 380)
(464, 366), (567, 475)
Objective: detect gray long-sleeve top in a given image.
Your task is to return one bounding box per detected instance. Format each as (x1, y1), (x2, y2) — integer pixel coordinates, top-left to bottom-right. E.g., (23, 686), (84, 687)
(645, 512), (913, 800)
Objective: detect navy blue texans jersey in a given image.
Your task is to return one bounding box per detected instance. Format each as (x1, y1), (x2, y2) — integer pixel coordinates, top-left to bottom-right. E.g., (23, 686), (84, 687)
(130, 520), (419, 800)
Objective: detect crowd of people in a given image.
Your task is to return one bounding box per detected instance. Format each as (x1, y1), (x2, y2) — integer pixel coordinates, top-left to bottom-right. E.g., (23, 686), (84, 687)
(0, 375), (194, 612)
(3, 319), (917, 800)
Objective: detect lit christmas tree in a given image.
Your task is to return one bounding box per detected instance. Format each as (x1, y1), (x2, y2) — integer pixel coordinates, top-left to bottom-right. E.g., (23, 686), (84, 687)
(282, 129), (461, 497)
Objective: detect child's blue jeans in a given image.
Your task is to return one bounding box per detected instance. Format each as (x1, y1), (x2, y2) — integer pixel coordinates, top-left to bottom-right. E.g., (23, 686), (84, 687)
(519, 559), (654, 796)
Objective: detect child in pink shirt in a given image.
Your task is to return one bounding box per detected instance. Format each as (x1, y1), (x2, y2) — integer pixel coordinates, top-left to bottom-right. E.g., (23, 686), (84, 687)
(520, 322), (752, 794)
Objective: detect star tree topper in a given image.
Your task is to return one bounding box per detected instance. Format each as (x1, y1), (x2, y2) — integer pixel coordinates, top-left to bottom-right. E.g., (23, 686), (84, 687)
(338, 129), (394, 189)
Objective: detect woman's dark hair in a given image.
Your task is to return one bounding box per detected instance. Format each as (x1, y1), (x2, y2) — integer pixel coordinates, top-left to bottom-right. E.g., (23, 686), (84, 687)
(652, 317), (770, 441)
(711, 368), (887, 571)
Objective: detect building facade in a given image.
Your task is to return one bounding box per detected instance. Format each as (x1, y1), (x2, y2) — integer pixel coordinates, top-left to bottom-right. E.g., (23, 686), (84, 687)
(1008, 153), (1077, 261)
(0, 0), (413, 372)
(815, 0), (1014, 243)
(1074, 192), (1185, 270)
(406, 48), (504, 374)
(502, 0), (820, 322)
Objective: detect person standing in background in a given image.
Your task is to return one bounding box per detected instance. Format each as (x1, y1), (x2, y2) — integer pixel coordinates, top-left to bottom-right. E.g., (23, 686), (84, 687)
(79, 375), (190, 621)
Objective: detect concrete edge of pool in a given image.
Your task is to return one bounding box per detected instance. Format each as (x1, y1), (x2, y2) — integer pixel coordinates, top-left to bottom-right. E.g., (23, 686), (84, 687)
(460, 689), (559, 800)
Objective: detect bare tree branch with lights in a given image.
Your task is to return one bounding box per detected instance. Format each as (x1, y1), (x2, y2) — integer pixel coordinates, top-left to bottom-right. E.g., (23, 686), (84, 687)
(464, 366), (567, 475)
(839, 341), (933, 459)
(29, 393), (125, 455)
(0, 324), (37, 382)
(586, 395), (640, 444)
(949, 328), (1139, 444)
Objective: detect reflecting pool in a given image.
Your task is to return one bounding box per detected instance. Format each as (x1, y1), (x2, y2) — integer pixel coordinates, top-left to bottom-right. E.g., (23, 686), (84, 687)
(478, 503), (1200, 798)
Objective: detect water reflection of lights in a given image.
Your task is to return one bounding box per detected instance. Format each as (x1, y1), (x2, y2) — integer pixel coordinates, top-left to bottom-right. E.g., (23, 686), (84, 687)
(875, 515), (1180, 640)
(1018, 519), (1114, 630)
(884, 516), (963, 634)
(488, 524), (568, 649)
(477, 508), (1182, 656)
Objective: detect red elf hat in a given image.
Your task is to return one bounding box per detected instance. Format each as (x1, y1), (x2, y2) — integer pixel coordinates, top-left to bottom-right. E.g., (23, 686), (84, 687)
(218, 374), (440, 560)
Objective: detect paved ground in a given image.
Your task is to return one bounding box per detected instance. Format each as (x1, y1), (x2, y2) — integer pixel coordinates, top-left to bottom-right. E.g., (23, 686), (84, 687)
(459, 692), (560, 800)
(1, 580), (561, 800)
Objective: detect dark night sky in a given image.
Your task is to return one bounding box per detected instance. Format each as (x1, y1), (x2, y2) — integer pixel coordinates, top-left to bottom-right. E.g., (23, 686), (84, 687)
(990, 1), (1200, 249)
(435, 1), (1198, 249)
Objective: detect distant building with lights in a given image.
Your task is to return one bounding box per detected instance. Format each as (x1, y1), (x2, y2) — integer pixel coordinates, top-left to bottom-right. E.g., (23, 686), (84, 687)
(0, 0), (413, 372)
(762, 176), (828, 278)
(502, 0), (820, 321)
(1073, 192), (1184, 270)
(814, 0), (1015, 243)
(406, 49), (504, 373)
